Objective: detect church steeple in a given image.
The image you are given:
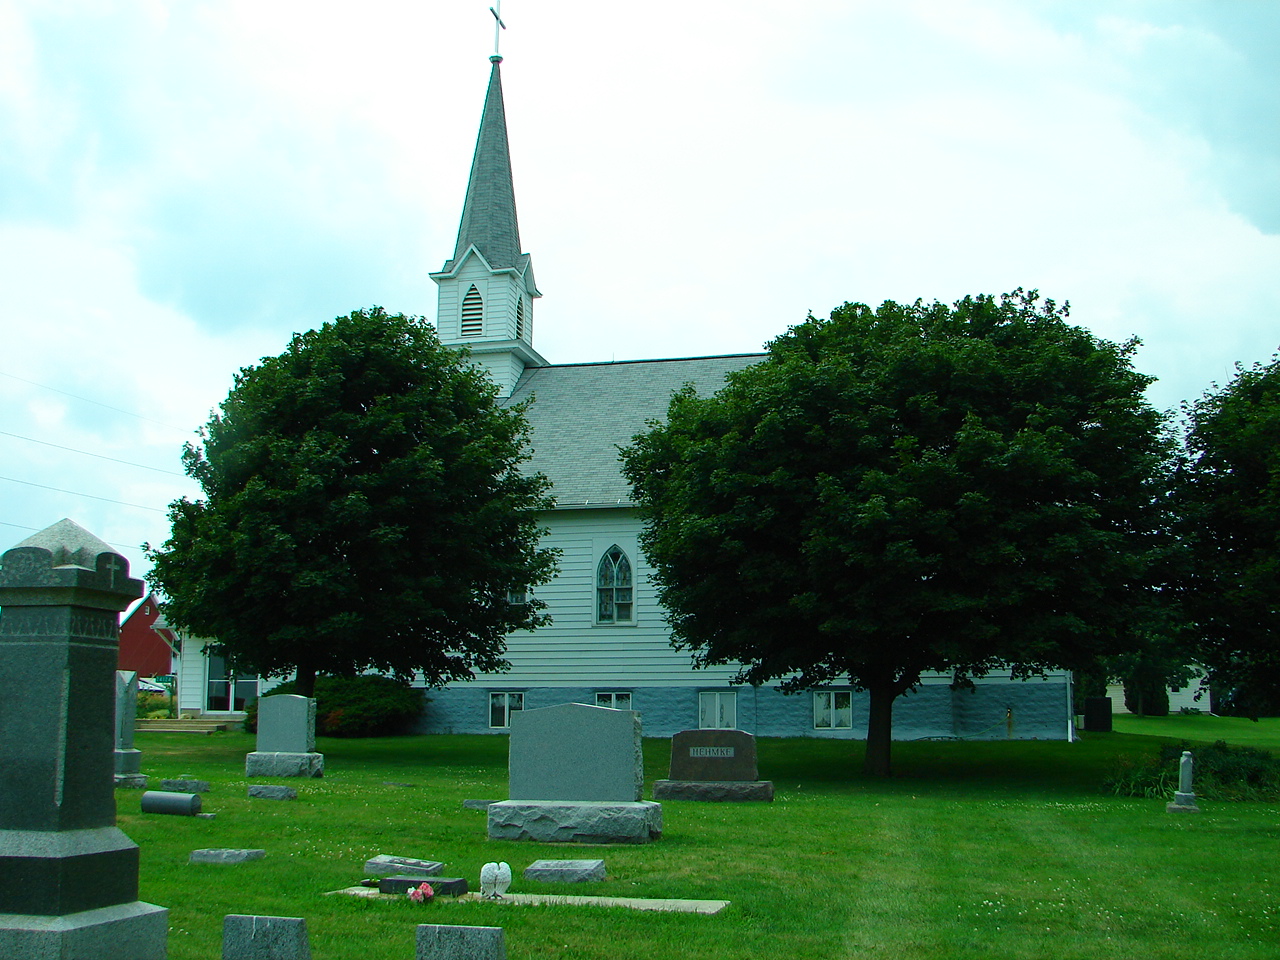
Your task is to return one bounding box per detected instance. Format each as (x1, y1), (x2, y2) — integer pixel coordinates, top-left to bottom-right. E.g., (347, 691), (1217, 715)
(432, 54), (545, 398)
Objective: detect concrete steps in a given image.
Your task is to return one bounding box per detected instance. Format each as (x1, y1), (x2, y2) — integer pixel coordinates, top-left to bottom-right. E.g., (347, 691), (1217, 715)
(135, 717), (242, 734)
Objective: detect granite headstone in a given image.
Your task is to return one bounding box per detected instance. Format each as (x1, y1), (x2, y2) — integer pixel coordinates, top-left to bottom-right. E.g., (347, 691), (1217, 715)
(416, 923), (506, 960)
(0, 519), (168, 959)
(653, 728), (774, 802)
(222, 914), (310, 960)
(508, 702), (642, 801)
(246, 694), (324, 778)
(487, 702), (662, 843)
(114, 669), (145, 784)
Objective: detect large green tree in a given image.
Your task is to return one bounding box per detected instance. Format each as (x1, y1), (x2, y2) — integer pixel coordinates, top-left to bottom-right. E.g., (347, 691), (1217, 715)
(1178, 355), (1280, 715)
(147, 307), (558, 696)
(622, 291), (1172, 775)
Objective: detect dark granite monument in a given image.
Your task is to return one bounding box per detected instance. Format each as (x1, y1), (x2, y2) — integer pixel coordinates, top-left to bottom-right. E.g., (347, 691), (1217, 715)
(653, 729), (774, 801)
(0, 519), (168, 958)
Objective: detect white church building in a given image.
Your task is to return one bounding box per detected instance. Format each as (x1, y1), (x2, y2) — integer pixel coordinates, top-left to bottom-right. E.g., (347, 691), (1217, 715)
(174, 52), (1075, 741)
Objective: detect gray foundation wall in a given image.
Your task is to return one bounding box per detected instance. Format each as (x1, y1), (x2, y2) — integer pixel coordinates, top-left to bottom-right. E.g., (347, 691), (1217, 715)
(415, 681), (1071, 741)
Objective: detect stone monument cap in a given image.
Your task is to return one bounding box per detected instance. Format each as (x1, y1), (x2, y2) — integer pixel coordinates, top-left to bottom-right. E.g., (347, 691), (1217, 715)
(1, 518), (142, 608)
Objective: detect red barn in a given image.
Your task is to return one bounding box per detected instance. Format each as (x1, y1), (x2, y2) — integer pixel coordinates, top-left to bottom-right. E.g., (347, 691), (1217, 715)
(119, 591), (175, 677)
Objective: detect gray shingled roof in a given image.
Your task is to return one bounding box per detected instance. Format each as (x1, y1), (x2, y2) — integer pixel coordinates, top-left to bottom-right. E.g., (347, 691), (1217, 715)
(442, 58), (524, 273)
(504, 354), (765, 507)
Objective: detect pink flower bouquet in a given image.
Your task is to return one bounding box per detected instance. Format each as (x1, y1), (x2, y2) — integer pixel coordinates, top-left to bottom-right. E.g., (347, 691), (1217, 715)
(407, 882), (434, 903)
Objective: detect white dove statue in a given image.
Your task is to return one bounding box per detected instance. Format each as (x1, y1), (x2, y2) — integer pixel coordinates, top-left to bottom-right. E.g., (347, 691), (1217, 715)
(480, 861), (499, 899)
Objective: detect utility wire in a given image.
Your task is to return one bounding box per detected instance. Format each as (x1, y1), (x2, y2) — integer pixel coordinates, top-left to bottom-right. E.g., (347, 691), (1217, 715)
(0, 369), (194, 434)
(0, 430), (188, 477)
(0, 519), (144, 553)
(0, 475), (169, 513)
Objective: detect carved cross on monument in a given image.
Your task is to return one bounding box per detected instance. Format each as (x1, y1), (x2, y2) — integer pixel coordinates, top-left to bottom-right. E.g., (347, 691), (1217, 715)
(489, 0), (506, 58)
(103, 554), (127, 588)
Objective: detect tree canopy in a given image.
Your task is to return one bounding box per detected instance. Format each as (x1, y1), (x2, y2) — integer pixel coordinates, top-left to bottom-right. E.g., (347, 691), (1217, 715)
(621, 291), (1172, 774)
(147, 307), (558, 696)
(1178, 354), (1280, 716)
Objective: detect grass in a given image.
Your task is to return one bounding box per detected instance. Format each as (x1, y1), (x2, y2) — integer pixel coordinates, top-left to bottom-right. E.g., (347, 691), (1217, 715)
(121, 723), (1280, 960)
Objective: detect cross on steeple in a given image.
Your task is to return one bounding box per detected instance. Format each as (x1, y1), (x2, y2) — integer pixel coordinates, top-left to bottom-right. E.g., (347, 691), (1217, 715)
(490, 1), (506, 59)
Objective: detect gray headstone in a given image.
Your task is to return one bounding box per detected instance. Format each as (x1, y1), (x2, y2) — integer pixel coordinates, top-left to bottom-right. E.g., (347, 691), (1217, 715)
(364, 854), (444, 877)
(114, 670), (142, 775)
(416, 924), (506, 960)
(667, 729), (759, 781)
(222, 914), (310, 960)
(508, 702), (642, 802)
(1168, 749), (1201, 812)
(522, 859), (606, 883)
(256, 695), (315, 753)
(0, 519), (169, 959)
(248, 784), (297, 801)
(141, 790), (201, 816)
(191, 849), (266, 864)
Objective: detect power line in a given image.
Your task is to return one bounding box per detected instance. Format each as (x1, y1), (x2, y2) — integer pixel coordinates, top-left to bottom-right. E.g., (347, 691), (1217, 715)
(0, 519), (144, 553)
(0, 430), (188, 477)
(0, 475), (170, 513)
(0, 369), (194, 434)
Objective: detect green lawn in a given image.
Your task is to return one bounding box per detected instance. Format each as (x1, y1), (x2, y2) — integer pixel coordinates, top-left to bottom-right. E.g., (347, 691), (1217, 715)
(122, 727), (1280, 960)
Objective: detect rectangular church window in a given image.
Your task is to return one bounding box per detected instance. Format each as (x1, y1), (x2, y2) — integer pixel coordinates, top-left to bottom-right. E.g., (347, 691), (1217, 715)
(595, 691), (632, 710)
(699, 691), (737, 730)
(489, 691), (524, 728)
(814, 691), (853, 729)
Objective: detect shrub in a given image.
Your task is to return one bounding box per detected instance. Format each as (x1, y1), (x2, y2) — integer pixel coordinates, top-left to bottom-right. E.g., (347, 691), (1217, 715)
(244, 675), (423, 737)
(136, 691), (173, 719)
(1105, 740), (1280, 801)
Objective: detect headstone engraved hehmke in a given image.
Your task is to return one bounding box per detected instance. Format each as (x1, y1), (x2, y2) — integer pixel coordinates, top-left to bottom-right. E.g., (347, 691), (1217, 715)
(246, 694), (324, 777)
(0, 519), (168, 959)
(653, 728), (774, 801)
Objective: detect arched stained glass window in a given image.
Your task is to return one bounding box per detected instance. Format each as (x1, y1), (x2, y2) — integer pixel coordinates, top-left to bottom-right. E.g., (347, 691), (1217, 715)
(596, 545), (633, 623)
(461, 285), (483, 336)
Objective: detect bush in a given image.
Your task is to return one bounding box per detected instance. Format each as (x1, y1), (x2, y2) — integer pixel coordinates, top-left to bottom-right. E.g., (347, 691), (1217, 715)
(1105, 740), (1280, 801)
(136, 691), (174, 719)
(244, 675), (423, 737)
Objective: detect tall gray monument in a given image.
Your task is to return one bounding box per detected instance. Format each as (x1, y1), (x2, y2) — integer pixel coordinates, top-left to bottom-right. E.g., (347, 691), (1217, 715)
(0, 519), (168, 958)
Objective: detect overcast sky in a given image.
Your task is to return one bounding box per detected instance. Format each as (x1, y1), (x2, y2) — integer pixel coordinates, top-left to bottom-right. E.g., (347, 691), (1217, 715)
(2, 0), (1277, 581)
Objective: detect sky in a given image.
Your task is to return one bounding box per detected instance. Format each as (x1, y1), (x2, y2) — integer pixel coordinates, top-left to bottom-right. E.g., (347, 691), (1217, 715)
(1, 0), (1277, 582)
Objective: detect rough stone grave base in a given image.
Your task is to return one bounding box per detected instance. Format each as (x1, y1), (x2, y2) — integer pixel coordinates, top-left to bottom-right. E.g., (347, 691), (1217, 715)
(115, 773), (149, 789)
(246, 752), (324, 778)
(653, 780), (774, 802)
(249, 784), (297, 801)
(1166, 790), (1201, 813)
(0, 900), (169, 960)
(487, 800), (661, 844)
(416, 923), (505, 960)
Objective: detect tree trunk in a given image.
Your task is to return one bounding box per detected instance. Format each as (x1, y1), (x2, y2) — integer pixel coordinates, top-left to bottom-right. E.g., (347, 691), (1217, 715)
(294, 664), (317, 698)
(863, 683), (898, 777)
